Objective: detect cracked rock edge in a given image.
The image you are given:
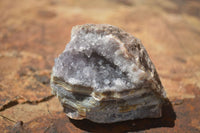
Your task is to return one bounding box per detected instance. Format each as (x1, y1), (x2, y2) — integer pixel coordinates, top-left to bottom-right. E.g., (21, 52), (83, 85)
(50, 24), (167, 123)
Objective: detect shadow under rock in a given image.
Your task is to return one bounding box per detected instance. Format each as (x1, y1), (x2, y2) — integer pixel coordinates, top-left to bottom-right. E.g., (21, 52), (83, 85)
(70, 99), (176, 133)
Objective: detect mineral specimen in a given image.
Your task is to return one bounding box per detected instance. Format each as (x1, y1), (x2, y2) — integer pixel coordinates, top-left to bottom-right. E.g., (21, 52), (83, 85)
(50, 24), (167, 123)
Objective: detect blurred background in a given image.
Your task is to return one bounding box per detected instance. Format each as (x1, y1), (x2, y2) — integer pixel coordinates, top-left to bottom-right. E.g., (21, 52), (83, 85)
(0, 0), (200, 132)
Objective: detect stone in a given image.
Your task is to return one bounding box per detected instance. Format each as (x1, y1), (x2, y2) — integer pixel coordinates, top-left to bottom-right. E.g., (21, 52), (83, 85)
(50, 24), (167, 123)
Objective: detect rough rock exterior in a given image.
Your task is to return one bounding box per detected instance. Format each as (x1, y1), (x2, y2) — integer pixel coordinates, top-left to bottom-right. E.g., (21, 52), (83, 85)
(50, 24), (167, 123)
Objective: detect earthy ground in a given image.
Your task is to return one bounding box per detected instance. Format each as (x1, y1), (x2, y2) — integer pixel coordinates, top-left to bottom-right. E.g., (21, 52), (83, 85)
(0, 0), (200, 132)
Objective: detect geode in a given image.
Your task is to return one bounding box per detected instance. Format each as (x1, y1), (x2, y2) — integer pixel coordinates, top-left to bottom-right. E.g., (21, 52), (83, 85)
(50, 24), (167, 123)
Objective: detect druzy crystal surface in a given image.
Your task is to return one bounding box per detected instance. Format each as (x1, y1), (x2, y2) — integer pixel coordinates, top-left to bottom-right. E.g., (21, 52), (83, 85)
(51, 24), (167, 123)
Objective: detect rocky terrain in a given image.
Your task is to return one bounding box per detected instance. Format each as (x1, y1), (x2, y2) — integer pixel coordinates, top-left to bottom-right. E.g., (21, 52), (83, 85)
(0, 0), (200, 132)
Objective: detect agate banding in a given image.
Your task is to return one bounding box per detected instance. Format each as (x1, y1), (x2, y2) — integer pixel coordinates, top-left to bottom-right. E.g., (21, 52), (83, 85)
(50, 24), (167, 123)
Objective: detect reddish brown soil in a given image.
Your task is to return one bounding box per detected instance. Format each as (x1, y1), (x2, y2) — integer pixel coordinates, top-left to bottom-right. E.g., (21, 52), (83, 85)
(0, 0), (200, 132)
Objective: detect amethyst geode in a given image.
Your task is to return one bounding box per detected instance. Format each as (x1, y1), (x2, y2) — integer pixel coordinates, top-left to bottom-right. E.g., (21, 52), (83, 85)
(50, 24), (167, 123)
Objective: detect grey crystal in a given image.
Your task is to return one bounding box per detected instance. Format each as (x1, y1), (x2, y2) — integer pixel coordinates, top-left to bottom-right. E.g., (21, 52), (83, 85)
(50, 24), (167, 123)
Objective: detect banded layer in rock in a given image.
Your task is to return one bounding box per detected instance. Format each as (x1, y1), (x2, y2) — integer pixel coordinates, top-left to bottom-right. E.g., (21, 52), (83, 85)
(50, 24), (167, 123)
